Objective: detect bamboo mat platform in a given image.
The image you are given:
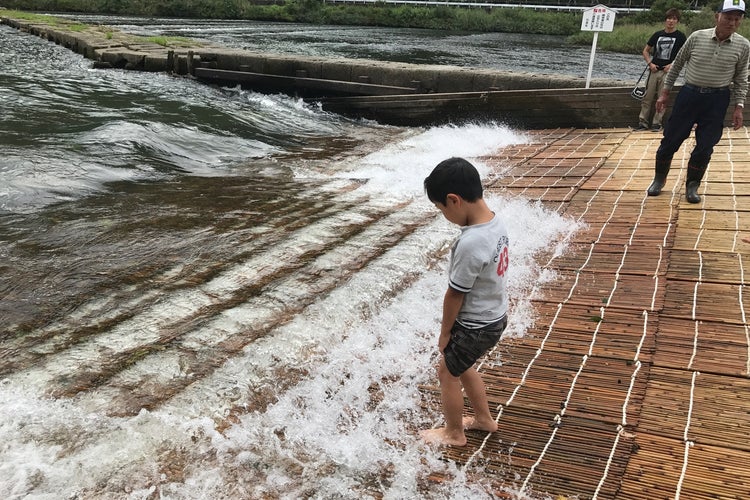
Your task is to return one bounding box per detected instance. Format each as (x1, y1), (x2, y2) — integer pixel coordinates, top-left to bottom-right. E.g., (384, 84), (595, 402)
(421, 127), (750, 499)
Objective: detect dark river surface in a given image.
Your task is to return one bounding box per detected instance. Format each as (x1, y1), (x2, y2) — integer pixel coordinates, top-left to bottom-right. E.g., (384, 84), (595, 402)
(1, 19), (587, 498)
(61, 14), (644, 82)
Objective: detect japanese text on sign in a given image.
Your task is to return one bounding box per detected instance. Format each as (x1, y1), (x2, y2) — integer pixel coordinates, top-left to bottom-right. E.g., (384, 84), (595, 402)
(581, 5), (616, 32)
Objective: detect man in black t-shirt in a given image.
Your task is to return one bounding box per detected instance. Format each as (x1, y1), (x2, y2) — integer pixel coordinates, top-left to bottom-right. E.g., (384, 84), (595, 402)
(635, 8), (687, 131)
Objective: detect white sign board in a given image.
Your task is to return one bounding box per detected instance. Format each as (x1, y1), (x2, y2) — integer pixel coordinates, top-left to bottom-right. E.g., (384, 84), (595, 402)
(581, 5), (616, 32)
(581, 5), (617, 88)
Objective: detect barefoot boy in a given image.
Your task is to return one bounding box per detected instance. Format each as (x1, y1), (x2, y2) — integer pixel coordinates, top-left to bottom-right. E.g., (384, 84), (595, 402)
(421, 157), (509, 447)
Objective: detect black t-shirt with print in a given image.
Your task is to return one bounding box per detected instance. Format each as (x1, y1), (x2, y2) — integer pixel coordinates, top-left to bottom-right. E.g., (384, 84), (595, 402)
(647, 29), (687, 68)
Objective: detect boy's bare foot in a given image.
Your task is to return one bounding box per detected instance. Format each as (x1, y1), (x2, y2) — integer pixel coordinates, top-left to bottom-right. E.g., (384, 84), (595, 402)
(464, 417), (497, 432)
(463, 416), (498, 433)
(420, 427), (467, 447)
(742, 236), (750, 244)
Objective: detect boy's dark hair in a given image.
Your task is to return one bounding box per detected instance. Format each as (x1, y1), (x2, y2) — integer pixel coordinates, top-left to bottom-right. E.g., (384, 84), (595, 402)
(665, 8), (681, 20)
(424, 157), (483, 205)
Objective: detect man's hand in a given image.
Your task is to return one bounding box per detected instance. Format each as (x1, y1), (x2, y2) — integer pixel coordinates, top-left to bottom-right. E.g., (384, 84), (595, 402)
(732, 105), (744, 130)
(655, 91), (669, 113)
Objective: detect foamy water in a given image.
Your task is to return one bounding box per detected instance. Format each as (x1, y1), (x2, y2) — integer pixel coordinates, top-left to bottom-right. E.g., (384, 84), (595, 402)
(2, 24), (583, 497)
(1, 121), (582, 499)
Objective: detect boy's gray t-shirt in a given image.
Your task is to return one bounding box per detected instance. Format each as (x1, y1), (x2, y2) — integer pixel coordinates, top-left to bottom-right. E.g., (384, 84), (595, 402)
(448, 214), (509, 328)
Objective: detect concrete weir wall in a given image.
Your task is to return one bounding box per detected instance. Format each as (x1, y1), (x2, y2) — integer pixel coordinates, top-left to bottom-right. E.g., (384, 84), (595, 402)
(1, 15), (624, 94)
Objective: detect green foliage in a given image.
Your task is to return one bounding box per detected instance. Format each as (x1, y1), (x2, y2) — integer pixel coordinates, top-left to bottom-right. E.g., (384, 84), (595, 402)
(0, 9), (58, 22)
(570, 4), (750, 53)
(625, 0), (691, 24)
(690, 7), (721, 30)
(241, 4), (295, 22)
(1, 1), (580, 35)
(568, 22), (676, 53)
(284, 0), (323, 21)
(8, 0), (750, 55)
(433, 6), (455, 21)
(489, 7), (566, 32)
(145, 35), (196, 46)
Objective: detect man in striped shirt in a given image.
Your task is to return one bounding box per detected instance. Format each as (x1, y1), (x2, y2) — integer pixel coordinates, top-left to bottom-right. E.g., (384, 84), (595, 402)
(648, 0), (750, 203)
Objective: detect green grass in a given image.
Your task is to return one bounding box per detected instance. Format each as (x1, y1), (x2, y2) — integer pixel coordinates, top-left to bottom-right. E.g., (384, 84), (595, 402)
(0, 9), (89, 31)
(569, 23), (673, 53)
(144, 35), (201, 47)
(0, 9), (62, 23)
(569, 8), (750, 53)
(0, 9), (204, 47)
(571, 22), (750, 54)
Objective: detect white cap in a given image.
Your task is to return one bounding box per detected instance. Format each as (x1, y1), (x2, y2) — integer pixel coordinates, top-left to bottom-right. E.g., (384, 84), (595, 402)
(718, 0), (745, 13)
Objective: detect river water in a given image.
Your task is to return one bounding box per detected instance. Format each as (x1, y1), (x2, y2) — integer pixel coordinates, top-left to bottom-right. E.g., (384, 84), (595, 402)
(60, 15), (644, 82)
(1, 20), (584, 498)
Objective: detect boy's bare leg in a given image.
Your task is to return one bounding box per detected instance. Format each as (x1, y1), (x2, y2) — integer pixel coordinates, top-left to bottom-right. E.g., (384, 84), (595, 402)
(460, 367), (498, 433)
(420, 358), (467, 446)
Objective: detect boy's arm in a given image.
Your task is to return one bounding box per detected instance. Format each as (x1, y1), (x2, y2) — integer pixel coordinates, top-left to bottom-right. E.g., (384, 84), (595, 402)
(439, 287), (465, 353)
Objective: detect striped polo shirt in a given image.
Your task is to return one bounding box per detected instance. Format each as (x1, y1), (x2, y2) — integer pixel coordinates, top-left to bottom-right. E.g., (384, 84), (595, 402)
(664, 27), (750, 105)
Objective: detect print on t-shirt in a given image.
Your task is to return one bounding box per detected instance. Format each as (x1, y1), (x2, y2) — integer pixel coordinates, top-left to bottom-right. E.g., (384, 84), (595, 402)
(655, 36), (678, 61)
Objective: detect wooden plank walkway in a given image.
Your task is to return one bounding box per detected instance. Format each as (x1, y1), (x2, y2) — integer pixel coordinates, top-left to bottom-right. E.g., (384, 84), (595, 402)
(421, 127), (750, 499)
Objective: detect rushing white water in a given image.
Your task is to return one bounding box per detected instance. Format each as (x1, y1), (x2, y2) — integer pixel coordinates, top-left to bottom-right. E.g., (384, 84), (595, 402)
(1, 122), (581, 499)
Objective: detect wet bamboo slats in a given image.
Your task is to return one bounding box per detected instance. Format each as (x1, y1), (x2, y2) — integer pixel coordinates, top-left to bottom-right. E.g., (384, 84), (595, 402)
(420, 127), (750, 499)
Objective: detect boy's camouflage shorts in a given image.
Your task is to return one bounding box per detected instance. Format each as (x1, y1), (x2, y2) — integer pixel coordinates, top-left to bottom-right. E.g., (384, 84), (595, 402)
(444, 316), (507, 377)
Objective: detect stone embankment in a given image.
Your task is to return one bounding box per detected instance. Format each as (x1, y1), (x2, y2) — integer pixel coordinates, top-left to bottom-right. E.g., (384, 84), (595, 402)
(0, 13), (624, 95)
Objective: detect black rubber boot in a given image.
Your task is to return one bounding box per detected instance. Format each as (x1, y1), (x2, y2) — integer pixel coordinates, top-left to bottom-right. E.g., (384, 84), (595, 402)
(685, 181), (701, 204)
(647, 159), (671, 196)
